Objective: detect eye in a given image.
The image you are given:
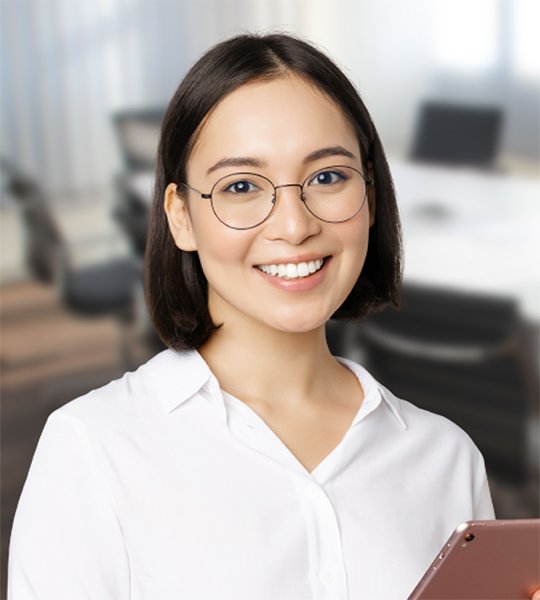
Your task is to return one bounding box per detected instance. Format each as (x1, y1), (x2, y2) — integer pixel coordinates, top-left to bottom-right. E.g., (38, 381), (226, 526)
(222, 179), (260, 194)
(309, 169), (348, 186)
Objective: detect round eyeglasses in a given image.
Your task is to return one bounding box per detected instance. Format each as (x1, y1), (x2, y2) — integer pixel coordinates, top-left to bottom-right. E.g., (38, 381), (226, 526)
(178, 165), (372, 230)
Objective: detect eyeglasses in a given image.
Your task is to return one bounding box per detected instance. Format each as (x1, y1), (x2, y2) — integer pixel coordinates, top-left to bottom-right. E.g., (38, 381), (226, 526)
(179, 165), (372, 230)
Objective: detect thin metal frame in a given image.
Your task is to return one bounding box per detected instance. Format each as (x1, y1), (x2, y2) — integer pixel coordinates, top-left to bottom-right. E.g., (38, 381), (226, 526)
(178, 165), (373, 230)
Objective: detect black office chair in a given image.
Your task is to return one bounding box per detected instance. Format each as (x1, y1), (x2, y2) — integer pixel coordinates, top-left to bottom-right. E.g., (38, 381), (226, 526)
(356, 283), (538, 488)
(3, 161), (141, 368)
(109, 109), (169, 354)
(112, 108), (165, 258)
(411, 101), (503, 169)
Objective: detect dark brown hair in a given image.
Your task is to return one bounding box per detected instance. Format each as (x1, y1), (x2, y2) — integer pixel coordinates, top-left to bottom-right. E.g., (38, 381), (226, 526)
(145, 32), (402, 350)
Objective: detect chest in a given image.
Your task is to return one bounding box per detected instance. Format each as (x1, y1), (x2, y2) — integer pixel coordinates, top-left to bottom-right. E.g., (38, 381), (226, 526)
(254, 402), (361, 473)
(112, 423), (463, 600)
(102, 393), (482, 600)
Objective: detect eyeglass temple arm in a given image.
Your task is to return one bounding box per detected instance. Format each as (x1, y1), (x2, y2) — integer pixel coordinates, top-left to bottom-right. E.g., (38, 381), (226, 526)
(177, 182), (211, 199)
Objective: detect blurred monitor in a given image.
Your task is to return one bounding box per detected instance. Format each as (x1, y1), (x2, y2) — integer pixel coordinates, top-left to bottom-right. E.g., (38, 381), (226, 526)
(411, 101), (503, 168)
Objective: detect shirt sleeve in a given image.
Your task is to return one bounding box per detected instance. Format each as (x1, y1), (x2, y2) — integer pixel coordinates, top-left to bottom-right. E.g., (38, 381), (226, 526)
(472, 449), (496, 520)
(8, 410), (130, 599)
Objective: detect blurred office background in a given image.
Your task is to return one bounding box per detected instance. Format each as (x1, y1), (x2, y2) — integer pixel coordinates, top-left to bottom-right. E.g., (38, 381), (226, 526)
(1, 0), (539, 593)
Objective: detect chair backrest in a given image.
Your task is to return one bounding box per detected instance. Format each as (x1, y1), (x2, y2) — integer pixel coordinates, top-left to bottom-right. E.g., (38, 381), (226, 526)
(113, 108), (166, 171)
(411, 101), (503, 168)
(8, 175), (65, 283)
(358, 283), (535, 484)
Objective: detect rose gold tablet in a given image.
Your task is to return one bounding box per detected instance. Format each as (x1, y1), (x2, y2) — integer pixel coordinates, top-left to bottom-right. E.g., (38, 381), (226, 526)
(408, 519), (540, 600)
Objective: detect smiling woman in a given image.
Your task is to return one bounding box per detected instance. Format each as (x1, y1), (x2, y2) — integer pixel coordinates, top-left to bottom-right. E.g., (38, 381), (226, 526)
(7, 33), (519, 600)
(162, 73), (376, 338)
(146, 34), (402, 350)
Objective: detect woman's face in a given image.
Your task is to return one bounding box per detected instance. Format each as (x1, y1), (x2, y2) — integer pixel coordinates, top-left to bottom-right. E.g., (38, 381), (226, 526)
(165, 74), (374, 336)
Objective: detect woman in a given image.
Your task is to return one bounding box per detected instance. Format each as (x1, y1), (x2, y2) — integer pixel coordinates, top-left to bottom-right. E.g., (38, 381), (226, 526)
(8, 33), (515, 599)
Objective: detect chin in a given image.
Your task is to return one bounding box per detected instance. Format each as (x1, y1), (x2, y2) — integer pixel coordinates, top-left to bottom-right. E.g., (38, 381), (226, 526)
(274, 322), (323, 334)
(266, 310), (331, 334)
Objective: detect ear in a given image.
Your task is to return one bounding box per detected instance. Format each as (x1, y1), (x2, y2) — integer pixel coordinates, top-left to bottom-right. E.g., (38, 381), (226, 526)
(164, 183), (197, 251)
(366, 162), (376, 227)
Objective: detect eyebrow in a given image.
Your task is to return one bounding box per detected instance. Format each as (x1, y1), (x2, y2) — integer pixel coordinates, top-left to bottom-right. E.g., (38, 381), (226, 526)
(205, 145), (357, 176)
(303, 146), (357, 163)
(206, 157), (266, 176)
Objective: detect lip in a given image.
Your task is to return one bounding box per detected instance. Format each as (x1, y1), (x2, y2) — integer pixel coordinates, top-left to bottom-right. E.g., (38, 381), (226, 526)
(254, 255), (332, 291)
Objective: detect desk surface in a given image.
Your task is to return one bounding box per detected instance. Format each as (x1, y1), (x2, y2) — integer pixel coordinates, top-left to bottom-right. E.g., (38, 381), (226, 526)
(127, 160), (540, 321)
(390, 159), (540, 321)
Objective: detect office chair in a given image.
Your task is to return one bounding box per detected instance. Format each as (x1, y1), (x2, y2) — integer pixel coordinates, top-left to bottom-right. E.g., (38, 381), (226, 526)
(112, 108), (165, 258)
(411, 101), (503, 168)
(357, 283), (537, 487)
(3, 161), (141, 369)
(109, 109), (168, 354)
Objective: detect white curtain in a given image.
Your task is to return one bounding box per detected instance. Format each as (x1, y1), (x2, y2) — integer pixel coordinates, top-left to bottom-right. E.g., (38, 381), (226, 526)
(0, 0), (303, 201)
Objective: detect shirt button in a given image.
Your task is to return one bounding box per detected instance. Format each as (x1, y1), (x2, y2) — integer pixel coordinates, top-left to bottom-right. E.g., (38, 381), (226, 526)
(318, 569), (334, 584)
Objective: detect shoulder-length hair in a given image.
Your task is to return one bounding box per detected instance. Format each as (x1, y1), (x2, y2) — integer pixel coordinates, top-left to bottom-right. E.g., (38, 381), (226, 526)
(145, 32), (402, 350)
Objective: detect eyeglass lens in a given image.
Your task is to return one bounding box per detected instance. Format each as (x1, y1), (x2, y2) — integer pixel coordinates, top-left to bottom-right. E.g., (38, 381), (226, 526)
(209, 166), (367, 229)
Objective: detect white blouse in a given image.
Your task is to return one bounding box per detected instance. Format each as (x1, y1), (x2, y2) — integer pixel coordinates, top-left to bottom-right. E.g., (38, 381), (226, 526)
(8, 349), (494, 600)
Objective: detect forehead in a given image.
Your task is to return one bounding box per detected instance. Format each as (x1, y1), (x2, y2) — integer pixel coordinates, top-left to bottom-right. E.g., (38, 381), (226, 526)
(189, 74), (359, 172)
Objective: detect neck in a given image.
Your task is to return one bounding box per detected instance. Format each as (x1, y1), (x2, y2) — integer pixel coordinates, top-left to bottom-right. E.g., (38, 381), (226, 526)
(198, 319), (340, 409)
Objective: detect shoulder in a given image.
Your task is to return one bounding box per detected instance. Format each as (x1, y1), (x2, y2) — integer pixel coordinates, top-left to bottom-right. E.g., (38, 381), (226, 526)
(21, 349), (212, 511)
(50, 349), (208, 428)
(400, 395), (479, 447)
(340, 356), (483, 460)
(372, 379), (494, 519)
(385, 381), (487, 472)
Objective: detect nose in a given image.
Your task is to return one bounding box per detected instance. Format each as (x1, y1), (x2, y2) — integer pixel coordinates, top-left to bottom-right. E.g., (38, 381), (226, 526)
(265, 183), (321, 244)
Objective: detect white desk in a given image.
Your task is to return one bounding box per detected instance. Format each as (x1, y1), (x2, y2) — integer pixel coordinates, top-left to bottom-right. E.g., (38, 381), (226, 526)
(126, 162), (540, 321)
(389, 159), (540, 322)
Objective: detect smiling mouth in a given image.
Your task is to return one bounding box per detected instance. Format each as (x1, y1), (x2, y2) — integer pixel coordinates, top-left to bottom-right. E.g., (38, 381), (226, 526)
(256, 258), (326, 279)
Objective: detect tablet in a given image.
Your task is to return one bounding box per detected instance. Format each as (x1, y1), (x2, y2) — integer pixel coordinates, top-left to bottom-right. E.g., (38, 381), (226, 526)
(408, 519), (540, 600)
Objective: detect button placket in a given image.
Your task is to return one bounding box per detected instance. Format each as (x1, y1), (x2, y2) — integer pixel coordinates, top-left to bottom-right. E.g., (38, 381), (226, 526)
(295, 477), (349, 600)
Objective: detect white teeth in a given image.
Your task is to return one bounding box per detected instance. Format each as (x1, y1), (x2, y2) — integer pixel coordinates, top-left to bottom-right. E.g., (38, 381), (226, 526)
(286, 264), (297, 278)
(297, 262), (309, 277)
(258, 258), (324, 279)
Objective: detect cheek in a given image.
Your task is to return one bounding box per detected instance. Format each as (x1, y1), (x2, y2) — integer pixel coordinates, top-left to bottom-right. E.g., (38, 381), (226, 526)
(333, 220), (371, 304)
(342, 217), (371, 271)
(190, 211), (254, 273)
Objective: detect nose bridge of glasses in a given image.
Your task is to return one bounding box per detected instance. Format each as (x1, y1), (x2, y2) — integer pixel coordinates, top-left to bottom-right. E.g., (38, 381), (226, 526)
(272, 182), (305, 204)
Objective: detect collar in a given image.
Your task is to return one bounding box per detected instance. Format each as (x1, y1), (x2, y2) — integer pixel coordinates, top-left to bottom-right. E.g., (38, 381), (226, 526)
(336, 356), (408, 430)
(144, 349), (217, 414)
(143, 349), (407, 429)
